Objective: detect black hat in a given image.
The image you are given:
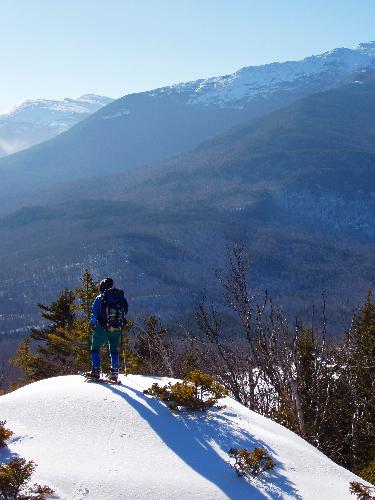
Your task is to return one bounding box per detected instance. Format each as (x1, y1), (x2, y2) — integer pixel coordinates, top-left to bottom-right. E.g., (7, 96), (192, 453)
(99, 277), (113, 293)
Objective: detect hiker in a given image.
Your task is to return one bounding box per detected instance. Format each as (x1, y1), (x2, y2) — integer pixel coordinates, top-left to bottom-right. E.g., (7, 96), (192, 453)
(85, 277), (128, 382)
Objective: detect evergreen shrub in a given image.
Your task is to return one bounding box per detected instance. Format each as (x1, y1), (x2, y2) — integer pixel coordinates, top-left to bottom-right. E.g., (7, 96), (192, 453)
(144, 369), (227, 411)
(349, 481), (375, 499)
(0, 421), (13, 448)
(0, 457), (54, 499)
(229, 447), (275, 477)
(361, 460), (375, 486)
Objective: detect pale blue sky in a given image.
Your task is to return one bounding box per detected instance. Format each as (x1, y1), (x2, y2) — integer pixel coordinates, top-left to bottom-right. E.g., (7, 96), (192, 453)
(0, 0), (374, 112)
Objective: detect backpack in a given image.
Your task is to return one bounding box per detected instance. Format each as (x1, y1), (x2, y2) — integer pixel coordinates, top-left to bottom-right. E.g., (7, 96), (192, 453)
(99, 288), (127, 330)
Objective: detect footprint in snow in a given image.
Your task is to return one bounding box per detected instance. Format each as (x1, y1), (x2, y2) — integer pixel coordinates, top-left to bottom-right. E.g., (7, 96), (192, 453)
(76, 486), (89, 499)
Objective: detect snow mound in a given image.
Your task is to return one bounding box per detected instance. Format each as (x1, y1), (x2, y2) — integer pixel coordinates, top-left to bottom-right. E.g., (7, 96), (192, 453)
(0, 375), (363, 499)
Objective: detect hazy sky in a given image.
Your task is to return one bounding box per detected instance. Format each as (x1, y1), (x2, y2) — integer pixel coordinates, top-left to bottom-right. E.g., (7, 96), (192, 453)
(1, 0), (374, 112)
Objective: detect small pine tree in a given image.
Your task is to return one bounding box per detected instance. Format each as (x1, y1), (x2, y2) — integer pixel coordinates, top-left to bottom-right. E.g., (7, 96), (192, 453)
(349, 481), (375, 499)
(34, 289), (76, 333)
(11, 290), (76, 384)
(0, 457), (54, 499)
(144, 370), (228, 411)
(346, 292), (375, 475)
(10, 339), (40, 385)
(74, 269), (99, 323)
(361, 460), (375, 487)
(0, 420), (13, 447)
(11, 271), (100, 384)
(73, 270), (99, 371)
(229, 447), (275, 477)
(295, 329), (316, 433)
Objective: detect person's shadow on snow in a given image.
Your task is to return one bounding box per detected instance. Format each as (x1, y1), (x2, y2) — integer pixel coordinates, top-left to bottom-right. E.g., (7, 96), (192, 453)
(0, 443), (19, 463)
(103, 379), (301, 499)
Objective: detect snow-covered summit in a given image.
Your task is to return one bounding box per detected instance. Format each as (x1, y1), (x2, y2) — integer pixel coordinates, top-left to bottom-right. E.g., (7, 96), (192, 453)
(357, 41), (375, 51)
(0, 375), (366, 499)
(1, 41), (374, 158)
(0, 94), (113, 156)
(152, 41), (375, 108)
(0, 94), (113, 125)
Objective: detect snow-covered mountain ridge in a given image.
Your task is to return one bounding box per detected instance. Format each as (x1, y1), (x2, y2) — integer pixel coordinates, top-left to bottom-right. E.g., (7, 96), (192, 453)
(150, 41), (375, 108)
(1, 41), (374, 158)
(0, 94), (112, 124)
(0, 375), (367, 499)
(0, 94), (113, 156)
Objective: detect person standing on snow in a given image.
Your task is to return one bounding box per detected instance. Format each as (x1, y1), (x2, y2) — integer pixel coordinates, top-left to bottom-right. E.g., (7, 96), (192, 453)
(85, 277), (129, 382)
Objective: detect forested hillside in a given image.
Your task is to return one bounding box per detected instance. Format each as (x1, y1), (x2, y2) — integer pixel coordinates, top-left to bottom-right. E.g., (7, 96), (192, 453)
(1, 75), (375, 334)
(1, 41), (375, 214)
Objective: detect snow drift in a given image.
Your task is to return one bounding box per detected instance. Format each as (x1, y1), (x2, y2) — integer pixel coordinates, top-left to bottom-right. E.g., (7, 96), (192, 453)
(0, 375), (365, 499)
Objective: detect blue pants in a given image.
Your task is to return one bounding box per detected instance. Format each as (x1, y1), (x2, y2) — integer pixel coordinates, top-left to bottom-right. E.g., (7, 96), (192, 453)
(91, 325), (121, 370)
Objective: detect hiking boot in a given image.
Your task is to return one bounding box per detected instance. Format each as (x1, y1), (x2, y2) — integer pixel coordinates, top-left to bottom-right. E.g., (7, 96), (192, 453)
(84, 367), (101, 380)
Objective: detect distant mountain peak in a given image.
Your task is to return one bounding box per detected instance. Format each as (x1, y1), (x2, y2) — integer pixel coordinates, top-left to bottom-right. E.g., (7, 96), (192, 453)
(150, 41), (375, 109)
(76, 94), (114, 104)
(357, 41), (375, 50)
(0, 94), (113, 156)
(0, 94), (113, 119)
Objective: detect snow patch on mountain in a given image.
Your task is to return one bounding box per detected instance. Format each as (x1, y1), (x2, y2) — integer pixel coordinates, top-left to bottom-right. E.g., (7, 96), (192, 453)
(102, 108), (131, 120)
(152, 41), (375, 108)
(0, 374), (366, 499)
(0, 94), (113, 156)
(0, 95), (113, 125)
